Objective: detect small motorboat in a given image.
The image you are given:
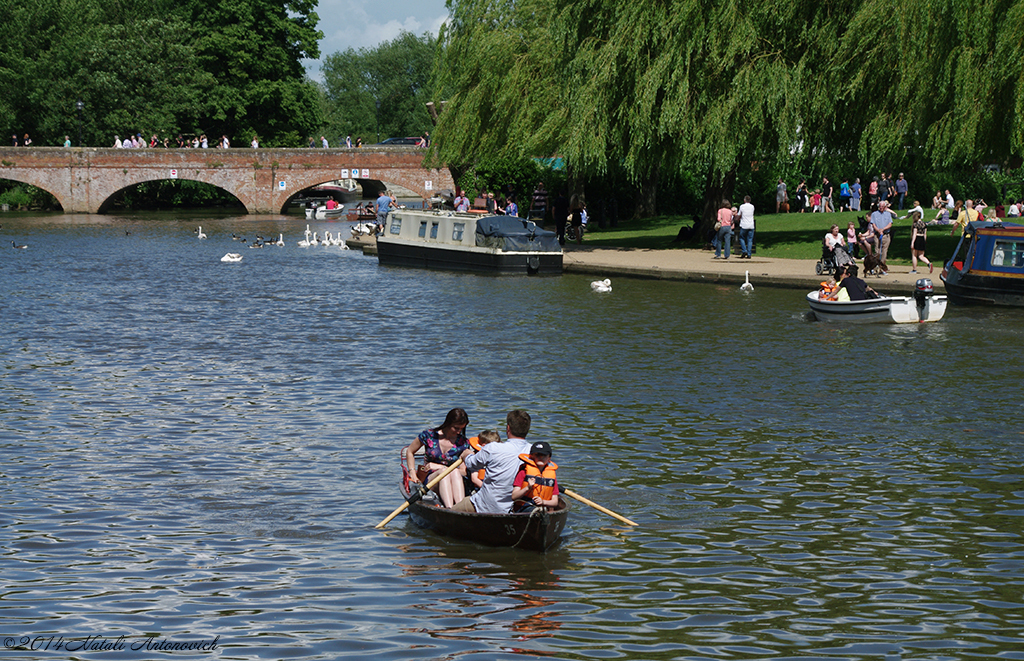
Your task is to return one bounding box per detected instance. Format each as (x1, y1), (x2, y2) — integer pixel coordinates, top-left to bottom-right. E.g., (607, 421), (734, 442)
(941, 220), (1024, 306)
(305, 204), (344, 220)
(397, 460), (570, 551)
(807, 279), (947, 323)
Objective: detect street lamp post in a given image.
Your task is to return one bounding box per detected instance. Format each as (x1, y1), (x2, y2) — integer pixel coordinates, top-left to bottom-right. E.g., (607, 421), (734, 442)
(75, 100), (84, 147)
(375, 99), (381, 143)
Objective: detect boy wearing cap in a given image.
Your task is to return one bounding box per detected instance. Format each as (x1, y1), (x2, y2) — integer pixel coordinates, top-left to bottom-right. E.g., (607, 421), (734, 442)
(510, 441), (559, 512)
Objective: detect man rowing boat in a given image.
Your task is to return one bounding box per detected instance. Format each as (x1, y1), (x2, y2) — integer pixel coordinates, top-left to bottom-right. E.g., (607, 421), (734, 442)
(452, 409), (533, 514)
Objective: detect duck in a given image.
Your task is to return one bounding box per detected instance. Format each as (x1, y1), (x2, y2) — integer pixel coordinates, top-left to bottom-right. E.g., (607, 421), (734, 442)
(197, 226), (207, 239)
(11, 240), (27, 249)
(741, 270), (754, 292)
(591, 278), (612, 293)
(220, 253), (243, 262)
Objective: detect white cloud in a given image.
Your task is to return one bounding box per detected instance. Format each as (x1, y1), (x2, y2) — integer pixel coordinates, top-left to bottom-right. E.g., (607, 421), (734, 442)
(305, 0), (448, 81)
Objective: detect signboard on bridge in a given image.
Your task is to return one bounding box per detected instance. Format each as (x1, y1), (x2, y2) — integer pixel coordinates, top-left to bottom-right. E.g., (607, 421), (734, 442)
(170, 169), (178, 179)
(279, 180), (286, 190)
(425, 180), (433, 190)
(341, 169), (349, 178)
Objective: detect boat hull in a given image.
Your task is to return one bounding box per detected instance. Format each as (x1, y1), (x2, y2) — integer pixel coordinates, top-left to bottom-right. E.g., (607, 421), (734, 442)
(404, 488), (570, 551)
(377, 239), (562, 275)
(305, 207), (344, 220)
(940, 221), (1024, 306)
(941, 272), (1024, 306)
(806, 291), (947, 323)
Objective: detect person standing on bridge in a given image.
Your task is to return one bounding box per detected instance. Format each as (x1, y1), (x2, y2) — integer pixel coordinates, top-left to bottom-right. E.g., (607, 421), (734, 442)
(251, 136), (259, 149)
(321, 136), (329, 148)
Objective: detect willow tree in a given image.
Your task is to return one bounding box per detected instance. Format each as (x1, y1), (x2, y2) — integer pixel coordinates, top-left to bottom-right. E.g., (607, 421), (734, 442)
(553, 0), (861, 225)
(836, 0), (1024, 169)
(429, 0), (567, 185)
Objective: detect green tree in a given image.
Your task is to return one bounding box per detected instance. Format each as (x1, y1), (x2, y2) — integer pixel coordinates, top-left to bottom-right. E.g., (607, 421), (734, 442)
(184, 0), (324, 146)
(320, 31), (438, 144)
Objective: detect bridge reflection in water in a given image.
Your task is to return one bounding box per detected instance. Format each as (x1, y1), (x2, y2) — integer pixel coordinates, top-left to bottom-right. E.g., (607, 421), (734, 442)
(0, 146), (453, 214)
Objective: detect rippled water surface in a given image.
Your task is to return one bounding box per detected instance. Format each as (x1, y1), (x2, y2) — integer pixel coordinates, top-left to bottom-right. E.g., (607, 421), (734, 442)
(2, 213), (1023, 660)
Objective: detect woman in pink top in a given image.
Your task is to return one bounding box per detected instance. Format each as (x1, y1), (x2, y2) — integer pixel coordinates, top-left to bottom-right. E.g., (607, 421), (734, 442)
(714, 202), (734, 259)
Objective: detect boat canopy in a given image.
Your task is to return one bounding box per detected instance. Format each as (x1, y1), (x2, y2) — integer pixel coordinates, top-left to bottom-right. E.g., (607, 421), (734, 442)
(475, 216), (560, 252)
(959, 220), (1024, 272)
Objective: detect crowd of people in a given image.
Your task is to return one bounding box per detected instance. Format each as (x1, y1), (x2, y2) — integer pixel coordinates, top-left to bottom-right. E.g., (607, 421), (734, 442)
(782, 172), (915, 213)
(405, 409), (559, 514)
(11, 131), (433, 149)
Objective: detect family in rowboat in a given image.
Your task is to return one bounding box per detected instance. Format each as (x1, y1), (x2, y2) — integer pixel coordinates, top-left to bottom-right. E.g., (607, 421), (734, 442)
(404, 408), (559, 515)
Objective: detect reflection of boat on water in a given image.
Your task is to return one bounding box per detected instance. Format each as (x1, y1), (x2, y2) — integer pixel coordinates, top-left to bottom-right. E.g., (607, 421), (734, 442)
(941, 220), (1024, 306)
(376, 210), (562, 275)
(806, 280), (947, 323)
(400, 480), (570, 552)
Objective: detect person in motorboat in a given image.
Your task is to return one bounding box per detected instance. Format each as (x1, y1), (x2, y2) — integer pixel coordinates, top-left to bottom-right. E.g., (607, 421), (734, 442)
(835, 263), (878, 301)
(405, 408), (471, 508)
(510, 441), (559, 513)
(452, 410), (533, 514)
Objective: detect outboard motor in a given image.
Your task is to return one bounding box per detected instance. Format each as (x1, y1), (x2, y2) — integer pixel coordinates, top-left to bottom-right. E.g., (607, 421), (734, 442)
(914, 278), (934, 319)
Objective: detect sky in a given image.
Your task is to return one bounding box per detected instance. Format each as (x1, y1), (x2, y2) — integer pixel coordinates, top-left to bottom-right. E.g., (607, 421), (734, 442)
(305, 0), (450, 81)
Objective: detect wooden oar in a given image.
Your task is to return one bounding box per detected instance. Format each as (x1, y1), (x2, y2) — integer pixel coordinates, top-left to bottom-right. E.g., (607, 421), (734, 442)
(375, 458), (465, 529)
(563, 488), (638, 526)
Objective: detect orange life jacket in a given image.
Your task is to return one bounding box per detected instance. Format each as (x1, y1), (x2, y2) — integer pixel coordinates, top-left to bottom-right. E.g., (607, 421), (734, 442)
(518, 454), (558, 502)
(467, 436), (485, 481)
(819, 281), (839, 300)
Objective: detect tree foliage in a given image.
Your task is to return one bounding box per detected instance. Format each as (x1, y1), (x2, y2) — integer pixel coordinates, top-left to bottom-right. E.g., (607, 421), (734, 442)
(320, 31), (438, 144)
(0, 0), (322, 147)
(430, 0), (1024, 223)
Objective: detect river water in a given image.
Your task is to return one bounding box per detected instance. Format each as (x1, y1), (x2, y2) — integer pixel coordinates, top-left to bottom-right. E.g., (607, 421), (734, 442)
(1, 212), (1022, 660)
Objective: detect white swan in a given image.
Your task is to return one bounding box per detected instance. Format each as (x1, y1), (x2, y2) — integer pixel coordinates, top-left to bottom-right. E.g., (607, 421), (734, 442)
(591, 278), (612, 293)
(220, 252), (242, 262)
(197, 226), (207, 239)
(741, 270), (754, 292)
(297, 236), (311, 247)
(275, 233), (285, 246)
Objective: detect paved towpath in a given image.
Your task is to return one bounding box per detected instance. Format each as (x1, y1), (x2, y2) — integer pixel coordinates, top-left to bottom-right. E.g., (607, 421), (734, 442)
(561, 243), (942, 293)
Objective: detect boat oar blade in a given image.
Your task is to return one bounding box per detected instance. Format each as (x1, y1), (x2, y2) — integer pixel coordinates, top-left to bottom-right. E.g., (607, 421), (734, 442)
(375, 458), (465, 529)
(563, 488), (638, 526)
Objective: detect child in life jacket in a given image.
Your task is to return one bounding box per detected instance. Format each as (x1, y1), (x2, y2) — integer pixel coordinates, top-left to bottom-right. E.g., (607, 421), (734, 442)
(467, 429), (500, 491)
(510, 441), (559, 512)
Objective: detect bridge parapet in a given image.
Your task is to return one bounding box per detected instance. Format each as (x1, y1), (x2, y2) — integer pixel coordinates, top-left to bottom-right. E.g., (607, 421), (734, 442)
(0, 147), (453, 214)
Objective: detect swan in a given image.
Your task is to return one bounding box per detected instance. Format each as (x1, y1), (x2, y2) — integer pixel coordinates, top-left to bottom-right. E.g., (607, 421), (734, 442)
(220, 253), (243, 262)
(298, 236), (311, 247)
(275, 233), (285, 246)
(591, 278), (612, 292)
(11, 240), (27, 249)
(197, 226), (207, 239)
(741, 270), (754, 292)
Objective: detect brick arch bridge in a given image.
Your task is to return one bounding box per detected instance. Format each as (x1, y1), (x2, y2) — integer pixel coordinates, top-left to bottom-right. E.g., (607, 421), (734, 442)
(0, 147), (454, 214)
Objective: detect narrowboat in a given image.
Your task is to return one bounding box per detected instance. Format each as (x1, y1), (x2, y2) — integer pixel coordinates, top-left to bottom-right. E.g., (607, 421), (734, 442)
(941, 220), (1024, 306)
(375, 210), (562, 275)
(806, 278), (947, 323)
(399, 480), (570, 552)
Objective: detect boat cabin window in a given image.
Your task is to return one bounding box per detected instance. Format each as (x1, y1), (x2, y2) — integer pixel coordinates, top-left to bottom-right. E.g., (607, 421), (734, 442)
(991, 240), (1024, 268)
(430, 222), (439, 239)
(452, 222), (465, 242)
(418, 221), (427, 238)
(389, 217), (402, 235)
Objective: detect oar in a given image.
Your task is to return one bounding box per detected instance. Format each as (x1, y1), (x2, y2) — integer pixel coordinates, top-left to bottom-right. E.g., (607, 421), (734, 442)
(563, 488), (638, 526)
(375, 458), (465, 529)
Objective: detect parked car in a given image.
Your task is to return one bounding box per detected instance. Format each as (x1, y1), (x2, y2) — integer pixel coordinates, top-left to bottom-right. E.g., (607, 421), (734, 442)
(378, 137), (423, 146)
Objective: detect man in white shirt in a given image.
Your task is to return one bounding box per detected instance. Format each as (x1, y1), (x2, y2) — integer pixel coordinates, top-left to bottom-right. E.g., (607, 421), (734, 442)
(453, 410), (534, 514)
(945, 190), (955, 209)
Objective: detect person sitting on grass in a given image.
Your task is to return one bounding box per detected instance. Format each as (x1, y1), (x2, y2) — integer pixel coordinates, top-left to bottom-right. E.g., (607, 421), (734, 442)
(510, 441), (559, 513)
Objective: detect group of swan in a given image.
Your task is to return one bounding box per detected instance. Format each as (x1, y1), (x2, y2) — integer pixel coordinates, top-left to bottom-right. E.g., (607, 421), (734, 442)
(298, 224), (348, 248)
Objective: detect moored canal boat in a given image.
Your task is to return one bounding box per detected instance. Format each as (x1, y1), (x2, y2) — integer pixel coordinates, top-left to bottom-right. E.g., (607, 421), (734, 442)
(941, 220), (1024, 306)
(376, 210), (562, 275)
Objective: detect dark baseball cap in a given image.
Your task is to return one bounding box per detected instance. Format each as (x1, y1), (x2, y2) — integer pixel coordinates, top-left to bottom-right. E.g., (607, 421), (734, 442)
(530, 441), (552, 456)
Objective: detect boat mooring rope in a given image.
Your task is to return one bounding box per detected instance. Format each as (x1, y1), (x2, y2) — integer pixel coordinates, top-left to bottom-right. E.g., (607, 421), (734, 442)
(511, 507), (543, 548)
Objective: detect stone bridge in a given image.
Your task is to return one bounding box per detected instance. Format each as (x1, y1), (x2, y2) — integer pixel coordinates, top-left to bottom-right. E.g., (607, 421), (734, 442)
(0, 146), (454, 214)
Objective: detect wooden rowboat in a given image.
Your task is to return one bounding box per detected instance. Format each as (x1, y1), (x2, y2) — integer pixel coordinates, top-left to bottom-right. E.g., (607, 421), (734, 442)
(400, 481), (570, 551)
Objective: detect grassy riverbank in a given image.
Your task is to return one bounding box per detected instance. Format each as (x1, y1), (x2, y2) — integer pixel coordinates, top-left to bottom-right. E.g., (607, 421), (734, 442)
(581, 209), (961, 265)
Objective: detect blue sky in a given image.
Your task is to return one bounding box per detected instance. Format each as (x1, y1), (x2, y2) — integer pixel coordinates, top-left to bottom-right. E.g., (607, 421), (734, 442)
(307, 0), (450, 80)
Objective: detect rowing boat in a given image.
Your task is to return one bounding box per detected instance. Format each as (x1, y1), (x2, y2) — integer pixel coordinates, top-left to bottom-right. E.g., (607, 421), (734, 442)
(400, 480), (570, 551)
